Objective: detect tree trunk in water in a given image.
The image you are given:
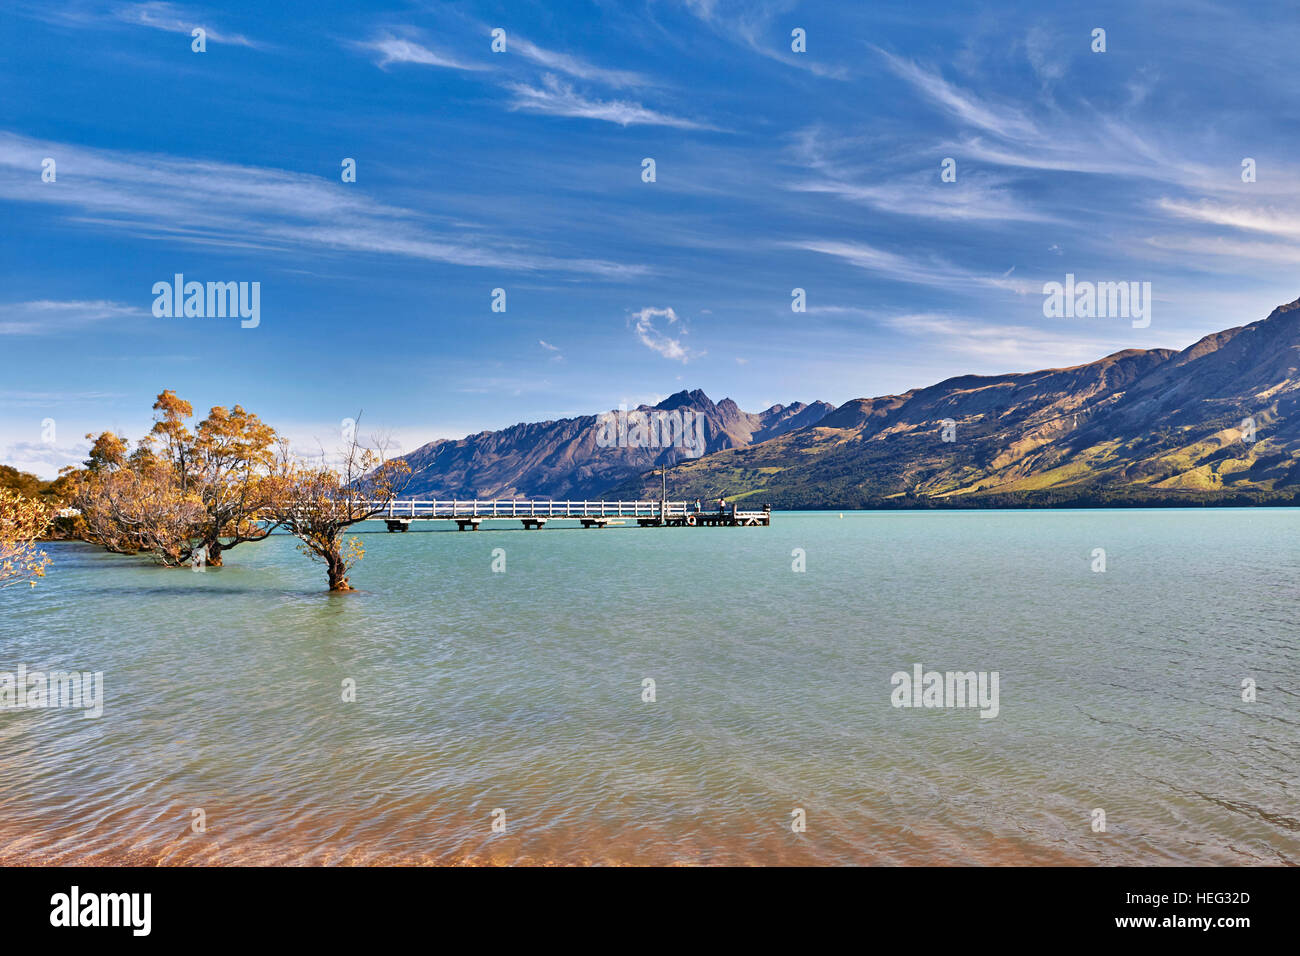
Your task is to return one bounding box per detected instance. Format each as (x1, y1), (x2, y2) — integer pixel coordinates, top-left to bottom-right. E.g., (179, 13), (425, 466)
(206, 538), (224, 567)
(326, 552), (352, 591)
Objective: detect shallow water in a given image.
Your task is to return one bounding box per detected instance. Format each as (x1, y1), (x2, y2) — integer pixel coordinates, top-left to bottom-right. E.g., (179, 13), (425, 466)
(0, 509), (1296, 865)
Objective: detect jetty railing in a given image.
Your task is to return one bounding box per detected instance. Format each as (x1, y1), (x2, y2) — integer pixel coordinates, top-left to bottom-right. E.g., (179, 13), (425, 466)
(352, 499), (772, 528)
(365, 499), (695, 518)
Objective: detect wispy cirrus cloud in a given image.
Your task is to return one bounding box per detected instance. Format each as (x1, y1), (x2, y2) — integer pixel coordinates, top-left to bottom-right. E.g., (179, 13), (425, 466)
(0, 389), (126, 404)
(1141, 234), (1300, 267)
(791, 175), (1055, 223)
(875, 47), (1042, 142)
(872, 47), (1188, 183)
(0, 300), (146, 336)
(351, 24), (709, 129)
(879, 312), (1128, 369)
(789, 239), (1033, 295)
(865, 44), (1300, 278)
(682, 0), (849, 79)
(1155, 199), (1300, 240)
(873, 44), (1300, 206)
(510, 36), (646, 88)
(358, 31), (486, 71)
(787, 126), (1053, 224)
(506, 75), (715, 129)
(355, 25), (641, 82)
(630, 307), (702, 362)
(0, 131), (647, 279)
(114, 1), (260, 48)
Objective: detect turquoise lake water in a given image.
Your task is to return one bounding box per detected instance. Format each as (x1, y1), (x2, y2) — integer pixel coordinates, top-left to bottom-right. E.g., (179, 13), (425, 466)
(0, 509), (1296, 865)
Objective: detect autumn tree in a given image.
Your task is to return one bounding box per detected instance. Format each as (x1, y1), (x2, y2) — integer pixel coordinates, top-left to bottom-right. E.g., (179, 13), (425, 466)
(84, 430), (130, 473)
(77, 391), (283, 566)
(0, 465), (43, 499)
(269, 426), (410, 591)
(71, 434), (205, 564)
(187, 404), (280, 565)
(71, 431), (147, 555)
(147, 389), (195, 490)
(114, 447), (206, 565)
(63, 391), (411, 585)
(0, 489), (53, 589)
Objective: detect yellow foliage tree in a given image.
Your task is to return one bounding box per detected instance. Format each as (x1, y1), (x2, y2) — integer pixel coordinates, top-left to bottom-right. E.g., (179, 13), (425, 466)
(0, 489), (53, 589)
(72, 392), (282, 567)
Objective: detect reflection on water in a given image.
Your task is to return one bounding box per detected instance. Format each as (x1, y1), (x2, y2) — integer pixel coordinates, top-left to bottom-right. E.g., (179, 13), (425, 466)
(0, 510), (1296, 865)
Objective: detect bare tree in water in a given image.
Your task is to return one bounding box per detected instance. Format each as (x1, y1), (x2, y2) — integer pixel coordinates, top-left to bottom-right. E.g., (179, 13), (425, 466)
(269, 422), (409, 591)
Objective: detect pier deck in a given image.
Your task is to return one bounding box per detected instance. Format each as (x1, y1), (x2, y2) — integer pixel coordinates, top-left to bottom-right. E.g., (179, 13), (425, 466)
(367, 499), (772, 531)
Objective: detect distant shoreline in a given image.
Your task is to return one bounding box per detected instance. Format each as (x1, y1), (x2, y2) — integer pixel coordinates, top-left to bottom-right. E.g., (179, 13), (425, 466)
(785, 497), (1300, 511)
(649, 489), (1300, 511)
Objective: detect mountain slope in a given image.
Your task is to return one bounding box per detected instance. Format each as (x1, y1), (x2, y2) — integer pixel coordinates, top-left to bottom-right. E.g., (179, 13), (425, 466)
(396, 390), (832, 499)
(608, 299), (1300, 507)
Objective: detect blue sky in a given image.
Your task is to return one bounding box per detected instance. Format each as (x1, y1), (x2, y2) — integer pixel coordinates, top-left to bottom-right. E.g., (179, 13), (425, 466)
(3, 0), (1299, 478)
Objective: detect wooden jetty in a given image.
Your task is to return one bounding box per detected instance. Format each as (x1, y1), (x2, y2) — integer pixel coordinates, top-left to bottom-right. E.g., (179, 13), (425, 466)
(365, 499), (772, 532)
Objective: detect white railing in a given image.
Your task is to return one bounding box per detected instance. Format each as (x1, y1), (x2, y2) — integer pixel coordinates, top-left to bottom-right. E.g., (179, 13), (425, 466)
(366, 499), (701, 518)
(255, 500), (770, 526)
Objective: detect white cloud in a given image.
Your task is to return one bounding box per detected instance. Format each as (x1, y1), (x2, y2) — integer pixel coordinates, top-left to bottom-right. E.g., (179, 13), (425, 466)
(115, 2), (260, 48)
(0, 300), (146, 336)
(788, 239), (1033, 295)
(0, 132), (646, 279)
(682, 1), (848, 79)
(881, 313), (1129, 369)
(870, 48), (1216, 190)
(874, 47), (1040, 142)
(785, 125), (1053, 225)
(359, 33), (486, 71)
(630, 307), (701, 362)
(789, 174), (1054, 224)
(1155, 199), (1300, 239)
(1142, 234), (1300, 266)
(1023, 27), (1068, 91)
(0, 440), (90, 481)
(511, 37), (646, 88)
(0, 389), (125, 404)
(506, 75), (714, 129)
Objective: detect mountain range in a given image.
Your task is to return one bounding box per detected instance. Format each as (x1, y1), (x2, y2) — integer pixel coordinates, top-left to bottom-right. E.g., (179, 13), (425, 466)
(397, 298), (1300, 507)
(397, 391), (834, 499)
